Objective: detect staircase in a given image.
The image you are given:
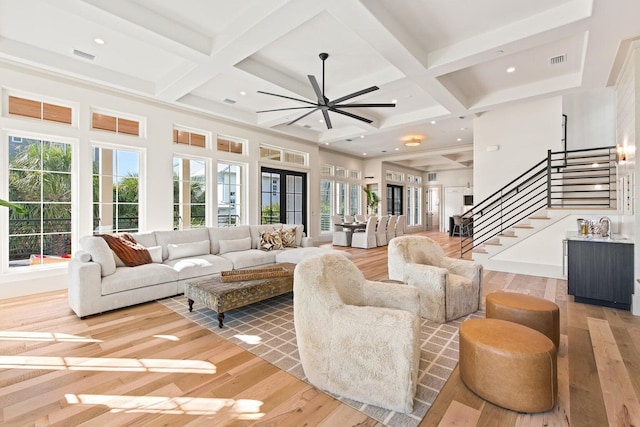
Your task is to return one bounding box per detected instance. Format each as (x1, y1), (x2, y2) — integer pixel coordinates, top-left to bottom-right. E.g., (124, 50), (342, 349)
(461, 146), (619, 278)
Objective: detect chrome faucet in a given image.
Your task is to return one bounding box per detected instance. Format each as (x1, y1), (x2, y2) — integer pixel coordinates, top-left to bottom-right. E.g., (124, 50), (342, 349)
(599, 216), (611, 237)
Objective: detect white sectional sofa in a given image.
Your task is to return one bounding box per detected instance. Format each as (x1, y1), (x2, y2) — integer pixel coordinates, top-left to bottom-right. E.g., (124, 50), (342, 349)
(68, 223), (348, 317)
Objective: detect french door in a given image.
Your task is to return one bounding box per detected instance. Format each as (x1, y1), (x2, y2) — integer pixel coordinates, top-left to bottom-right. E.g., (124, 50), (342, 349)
(386, 184), (403, 215)
(260, 167), (307, 231)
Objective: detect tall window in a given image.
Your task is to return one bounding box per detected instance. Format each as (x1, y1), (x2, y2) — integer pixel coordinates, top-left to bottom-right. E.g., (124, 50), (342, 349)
(217, 162), (243, 226)
(93, 147), (140, 233)
(349, 184), (361, 216)
(173, 157), (207, 229)
(336, 182), (347, 218)
(320, 179), (332, 232)
(406, 175), (422, 226)
(8, 135), (72, 267)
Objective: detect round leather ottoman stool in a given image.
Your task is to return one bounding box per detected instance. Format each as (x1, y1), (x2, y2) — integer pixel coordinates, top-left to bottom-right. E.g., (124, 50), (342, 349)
(486, 292), (560, 348)
(459, 318), (557, 413)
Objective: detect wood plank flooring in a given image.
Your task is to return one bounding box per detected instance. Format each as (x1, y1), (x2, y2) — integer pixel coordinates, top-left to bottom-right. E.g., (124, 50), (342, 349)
(1, 231), (639, 426)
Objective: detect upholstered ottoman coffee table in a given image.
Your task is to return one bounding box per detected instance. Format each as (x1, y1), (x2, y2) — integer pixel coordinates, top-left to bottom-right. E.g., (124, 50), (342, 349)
(184, 263), (295, 328)
(459, 318), (557, 413)
(486, 291), (560, 348)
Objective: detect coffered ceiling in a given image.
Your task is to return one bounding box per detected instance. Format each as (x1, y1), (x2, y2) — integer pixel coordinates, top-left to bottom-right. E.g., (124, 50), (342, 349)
(1, 0), (638, 171)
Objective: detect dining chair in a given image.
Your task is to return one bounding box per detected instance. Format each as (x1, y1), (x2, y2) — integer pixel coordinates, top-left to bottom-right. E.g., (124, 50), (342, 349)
(355, 214), (366, 223)
(332, 215), (350, 246)
(395, 215), (406, 237)
(344, 214), (354, 223)
(376, 215), (389, 246)
(351, 216), (378, 249)
(386, 215), (397, 242)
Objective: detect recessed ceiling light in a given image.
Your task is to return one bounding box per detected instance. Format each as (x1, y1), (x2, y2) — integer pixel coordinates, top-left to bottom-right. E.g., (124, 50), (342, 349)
(395, 147), (399, 151)
(430, 120), (436, 124)
(363, 153), (367, 156)
(391, 99), (398, 104)
(94, 38), (105, 45)
(325, 142), (329, 145)
(319, 119), (324, 123)
(360, 135), (364, 138)
(507, 67), (516, 73)
(240, 91), (246, 96)
(457, 138), (462, 142)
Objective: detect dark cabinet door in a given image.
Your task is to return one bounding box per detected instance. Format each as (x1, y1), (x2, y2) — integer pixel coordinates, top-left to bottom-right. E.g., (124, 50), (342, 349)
(567, 240), (634, 309)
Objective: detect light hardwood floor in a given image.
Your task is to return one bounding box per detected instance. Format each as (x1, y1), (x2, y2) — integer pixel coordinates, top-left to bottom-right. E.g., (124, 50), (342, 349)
(1, 231), (639, 426)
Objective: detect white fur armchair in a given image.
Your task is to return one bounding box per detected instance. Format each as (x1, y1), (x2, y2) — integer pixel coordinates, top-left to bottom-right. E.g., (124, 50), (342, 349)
(293, 253), (421, 413)
(388, 235), (483, 323)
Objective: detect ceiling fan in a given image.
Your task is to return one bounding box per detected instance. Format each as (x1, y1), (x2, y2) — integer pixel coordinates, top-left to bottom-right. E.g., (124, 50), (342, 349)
(256, 52), (395, 129)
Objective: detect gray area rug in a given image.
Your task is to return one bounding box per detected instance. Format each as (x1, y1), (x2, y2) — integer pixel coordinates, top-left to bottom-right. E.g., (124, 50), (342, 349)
(161, 294), (484, 427)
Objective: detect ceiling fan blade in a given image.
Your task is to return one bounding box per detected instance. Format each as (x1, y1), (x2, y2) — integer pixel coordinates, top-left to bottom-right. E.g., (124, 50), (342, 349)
(257, 90), (317, 106)
(331, 86), (379, 104)
(321, 109), (333, 129)
(256, 106), (316, 113)
(329, 108), (373, 124)
(287, 108), (319, 126)
(308, 75), (327, 105)
(334, 103), (396, 108)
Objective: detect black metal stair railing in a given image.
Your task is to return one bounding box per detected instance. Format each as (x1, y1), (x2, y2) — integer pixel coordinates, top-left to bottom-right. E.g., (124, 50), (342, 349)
(461, 146), (617, 257)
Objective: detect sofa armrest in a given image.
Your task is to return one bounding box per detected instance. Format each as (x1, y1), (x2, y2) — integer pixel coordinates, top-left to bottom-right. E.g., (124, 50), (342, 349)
(67, 256), (103, 318)
(361, 280), (420, 315)
(301, 236), (318, 247)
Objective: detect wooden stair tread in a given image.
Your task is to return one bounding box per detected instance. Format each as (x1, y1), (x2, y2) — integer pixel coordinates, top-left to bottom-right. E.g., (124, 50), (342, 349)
(512, 225), (534, 229)
(498, 233), (517, 237)
(528, 216), (550, 220)
(472, 248), (488, 254)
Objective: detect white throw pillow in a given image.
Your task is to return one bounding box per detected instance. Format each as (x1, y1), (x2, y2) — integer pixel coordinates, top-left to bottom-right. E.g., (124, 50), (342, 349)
(219, 237), (252, 254)
(147, 246), (163, 263)
(167, 240), (210, 260)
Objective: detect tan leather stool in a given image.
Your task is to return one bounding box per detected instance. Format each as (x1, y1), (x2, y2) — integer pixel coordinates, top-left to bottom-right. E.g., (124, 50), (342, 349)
(460, 318), (557, 413)
(486, 292), (560, 348)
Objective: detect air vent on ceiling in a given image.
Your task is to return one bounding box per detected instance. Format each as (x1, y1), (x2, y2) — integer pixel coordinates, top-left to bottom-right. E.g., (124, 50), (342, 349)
(550, 54), (565, 65)
(73, 49), (95, 61)
(302, 124), (311, 128)
(428, 172), (437, 182)
(223, 98), (236, 104)
(346, 138), (352, 142)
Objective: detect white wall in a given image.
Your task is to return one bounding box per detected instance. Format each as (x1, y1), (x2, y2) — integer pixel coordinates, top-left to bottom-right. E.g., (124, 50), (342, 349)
(563, 87), (616, 150)
(0, 62), (318, 299)
(473, 97), (563, 202)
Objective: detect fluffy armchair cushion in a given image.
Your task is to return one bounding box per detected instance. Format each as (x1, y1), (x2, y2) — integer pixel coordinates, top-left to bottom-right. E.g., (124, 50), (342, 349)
(293, 253), (420, 413)
(388, 235), (483, 322)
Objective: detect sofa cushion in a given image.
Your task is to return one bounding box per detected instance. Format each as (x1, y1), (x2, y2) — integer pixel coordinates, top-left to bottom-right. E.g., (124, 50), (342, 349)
(81, 236), (116, 277)
(220, 249), (277, 269)
(250, 224), (283, 249)
(207, 225), (251, 255)
(164, 254), (233, 280)
(155, 228), (210, 260)
(167, 240), (210, 260)
(101, 263), (179, 295)
(219, 237), (252, 254)
(130, 231), (157, 248)
(260, 229), (283, 251)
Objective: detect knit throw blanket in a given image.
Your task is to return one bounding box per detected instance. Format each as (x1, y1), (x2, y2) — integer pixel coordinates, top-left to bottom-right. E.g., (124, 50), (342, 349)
(100, 233), (152, 267)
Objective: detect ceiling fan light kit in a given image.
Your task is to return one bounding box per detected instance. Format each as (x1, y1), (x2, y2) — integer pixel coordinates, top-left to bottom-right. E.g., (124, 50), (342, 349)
(257, 53), (395, 130)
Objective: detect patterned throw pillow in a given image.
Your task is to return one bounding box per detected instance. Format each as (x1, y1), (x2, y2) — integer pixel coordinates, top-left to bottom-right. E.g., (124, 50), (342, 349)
(260, 230), (283, 251)
(281, 227), (298, 248)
